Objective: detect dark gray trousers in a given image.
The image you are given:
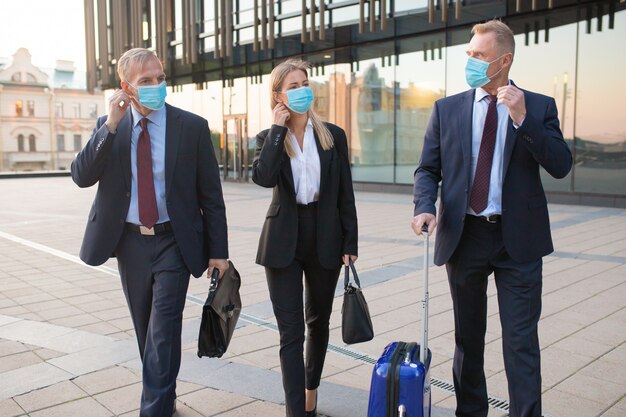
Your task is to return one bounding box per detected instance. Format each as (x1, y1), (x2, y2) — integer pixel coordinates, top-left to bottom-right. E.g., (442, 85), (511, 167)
(116, 228), (191, 417)
(446, 215), (543, 417)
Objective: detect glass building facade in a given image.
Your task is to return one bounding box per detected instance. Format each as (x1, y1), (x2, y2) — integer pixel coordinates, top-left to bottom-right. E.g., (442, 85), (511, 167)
(85, 0), (626, 206)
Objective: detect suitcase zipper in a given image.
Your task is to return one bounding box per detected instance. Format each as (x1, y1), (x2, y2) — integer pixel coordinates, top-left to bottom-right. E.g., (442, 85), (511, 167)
(386, 342), (406, 417)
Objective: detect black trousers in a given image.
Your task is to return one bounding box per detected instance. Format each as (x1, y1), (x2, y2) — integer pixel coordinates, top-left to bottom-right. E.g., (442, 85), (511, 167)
(446, 215), (543, 417)
(265, 203), (341, 417)
(116, 228), (191, 417)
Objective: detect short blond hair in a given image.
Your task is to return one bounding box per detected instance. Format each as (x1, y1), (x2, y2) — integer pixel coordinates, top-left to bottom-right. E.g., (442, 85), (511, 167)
(117, 48), (160, 82)
(472, 19), (515, 56)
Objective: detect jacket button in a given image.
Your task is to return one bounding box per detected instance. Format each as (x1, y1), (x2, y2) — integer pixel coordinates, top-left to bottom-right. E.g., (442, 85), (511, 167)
(119, 219), (124, 224)
(126, 192), (130, 197)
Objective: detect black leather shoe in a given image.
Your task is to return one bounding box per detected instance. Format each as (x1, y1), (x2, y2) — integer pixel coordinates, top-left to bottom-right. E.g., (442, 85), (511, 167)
(305, 408), (317, 417)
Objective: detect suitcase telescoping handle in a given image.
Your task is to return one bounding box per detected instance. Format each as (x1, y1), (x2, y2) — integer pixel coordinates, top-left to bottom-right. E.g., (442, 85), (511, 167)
(420, 226), (430, 365)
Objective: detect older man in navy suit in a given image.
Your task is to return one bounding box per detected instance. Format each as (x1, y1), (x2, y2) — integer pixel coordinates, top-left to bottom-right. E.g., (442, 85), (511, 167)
(411, 20), (572, 417)
(72, 48), (228, 417)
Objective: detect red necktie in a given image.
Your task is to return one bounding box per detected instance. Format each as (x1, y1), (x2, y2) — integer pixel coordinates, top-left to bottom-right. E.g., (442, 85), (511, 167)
(469, 95), (498, 214)
(137, 118), (158, 228)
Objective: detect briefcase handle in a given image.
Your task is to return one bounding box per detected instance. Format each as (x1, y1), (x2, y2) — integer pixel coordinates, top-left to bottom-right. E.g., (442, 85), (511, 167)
(344, 260), (362, 290)
(206, 268), (220, 305)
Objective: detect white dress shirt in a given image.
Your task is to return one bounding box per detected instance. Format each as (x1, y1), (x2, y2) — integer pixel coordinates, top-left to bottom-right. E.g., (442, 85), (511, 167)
(288, 119), (321, 205)
(467, 86), (510, 217)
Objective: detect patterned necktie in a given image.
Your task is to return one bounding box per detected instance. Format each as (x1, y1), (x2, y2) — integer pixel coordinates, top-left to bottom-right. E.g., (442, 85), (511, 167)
(469, 95), (498, 214)
(137, 118), (158, 228)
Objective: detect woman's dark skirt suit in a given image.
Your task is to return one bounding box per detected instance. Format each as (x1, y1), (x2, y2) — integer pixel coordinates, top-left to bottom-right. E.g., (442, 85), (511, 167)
(252, 122), (358, 417)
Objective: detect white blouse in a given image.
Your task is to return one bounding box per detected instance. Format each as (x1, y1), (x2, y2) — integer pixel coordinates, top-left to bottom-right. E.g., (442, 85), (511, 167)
(288, 119), (321, 204)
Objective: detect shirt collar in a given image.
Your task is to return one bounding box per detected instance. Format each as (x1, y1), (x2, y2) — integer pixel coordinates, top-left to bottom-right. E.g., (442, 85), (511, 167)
(131, 103), (166, 128)
(475, 79), (512, 103)
(287, 118), (314, 134)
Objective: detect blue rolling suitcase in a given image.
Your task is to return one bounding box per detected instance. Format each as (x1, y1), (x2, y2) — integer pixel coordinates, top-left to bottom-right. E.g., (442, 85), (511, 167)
(367, 231), (432, 417)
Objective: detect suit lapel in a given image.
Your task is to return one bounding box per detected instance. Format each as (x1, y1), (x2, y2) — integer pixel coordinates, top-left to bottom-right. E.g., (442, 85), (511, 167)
(458, 89), (476, 187)
(281, 152), (296, 195)
(117, 111), (133, 189)
(316, 130), (332, 198)
(164, 104), (182, 195)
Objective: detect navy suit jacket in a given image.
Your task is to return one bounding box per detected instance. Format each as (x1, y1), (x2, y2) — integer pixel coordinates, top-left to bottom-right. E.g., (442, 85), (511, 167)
(414, 86), (572, 266)
(71, 104), (228, 278)
(252, 123), (358, 269)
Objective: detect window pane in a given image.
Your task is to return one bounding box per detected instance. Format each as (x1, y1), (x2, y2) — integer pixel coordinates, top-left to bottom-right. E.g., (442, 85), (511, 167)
(351, 52), (395, 183)
(16, 100), (23, 117)
(573, 10), (626, 195)
(29, 135), (36, 152)
(17, 135), (25, 152)
(57, 134), (65, 151)
(73, 134), (82, 151)
(27, 101), (35, 116)
(395, 36), (446, 184)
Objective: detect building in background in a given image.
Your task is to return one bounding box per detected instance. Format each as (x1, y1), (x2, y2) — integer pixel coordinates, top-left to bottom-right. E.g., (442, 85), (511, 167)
(83, 0), (625, 207)
(0, 48), (103, 172)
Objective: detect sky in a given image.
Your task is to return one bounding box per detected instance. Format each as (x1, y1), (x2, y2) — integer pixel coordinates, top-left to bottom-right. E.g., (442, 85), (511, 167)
(0, 0), (86, 70)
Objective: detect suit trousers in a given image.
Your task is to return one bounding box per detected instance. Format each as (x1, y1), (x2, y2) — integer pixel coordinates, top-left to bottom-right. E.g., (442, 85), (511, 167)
(116, 228), (191, 417)
(265, 203), (341, 417)
(445, 215), (543, 417)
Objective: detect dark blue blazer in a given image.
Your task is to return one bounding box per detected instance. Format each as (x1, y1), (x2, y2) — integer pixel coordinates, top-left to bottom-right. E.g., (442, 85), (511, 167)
(252, 123), (358, 269)
(71, 104), (228, 278)
(414, 86), (572, 266)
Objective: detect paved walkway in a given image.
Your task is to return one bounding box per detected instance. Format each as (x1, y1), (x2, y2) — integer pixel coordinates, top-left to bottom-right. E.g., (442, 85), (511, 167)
(0, 177), (624, 417)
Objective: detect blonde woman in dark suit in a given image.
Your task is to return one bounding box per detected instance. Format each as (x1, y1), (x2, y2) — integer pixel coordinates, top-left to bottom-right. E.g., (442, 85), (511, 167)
(252, 59), (358, 417)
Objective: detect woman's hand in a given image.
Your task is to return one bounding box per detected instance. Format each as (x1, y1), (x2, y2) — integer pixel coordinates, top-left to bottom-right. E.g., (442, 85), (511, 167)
(343, 254), (358, 266)
(272, 103), (291, 126)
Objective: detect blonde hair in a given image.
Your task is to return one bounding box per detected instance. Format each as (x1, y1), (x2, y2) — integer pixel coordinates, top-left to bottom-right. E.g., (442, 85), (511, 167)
(270, 58), (334, 158)
(472, 19), (515, 56)
(117, 48), (160, 82)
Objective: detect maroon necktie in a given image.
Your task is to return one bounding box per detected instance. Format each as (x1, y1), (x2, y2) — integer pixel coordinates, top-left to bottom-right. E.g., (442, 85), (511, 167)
(137, 118), (158, 228)
(469, 95), (498, 214)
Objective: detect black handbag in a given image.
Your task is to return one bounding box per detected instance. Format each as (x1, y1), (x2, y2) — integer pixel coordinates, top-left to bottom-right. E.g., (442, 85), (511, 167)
(341, 261), (374, 344)
(197, 260), (242, 358)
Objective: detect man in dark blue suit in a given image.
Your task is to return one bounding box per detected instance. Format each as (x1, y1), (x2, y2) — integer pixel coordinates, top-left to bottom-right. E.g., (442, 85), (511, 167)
(72, 48), (228, 417)
(411, 20), (572, 417)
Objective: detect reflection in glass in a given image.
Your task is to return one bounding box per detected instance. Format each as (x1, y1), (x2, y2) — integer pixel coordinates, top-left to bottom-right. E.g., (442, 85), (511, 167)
(350, 59), (395, 183)
(574, 10), (626, 195)
(395, 47), (445, 184)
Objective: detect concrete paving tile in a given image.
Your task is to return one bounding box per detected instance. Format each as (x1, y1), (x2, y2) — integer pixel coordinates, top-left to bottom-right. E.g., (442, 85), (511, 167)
(0, 362), (74, 399)
(0, 398), (26, 417)
(601, 343), (626, 365)
(0, 350), (43, 373)
(36, 305), (86, 321)
(77, 320), (129, 336)
(555, 373), (624, 405)
(321, 363), (373, 391)
(48, 338), (138, 375)
(550, 333), (614, 359)
(33, 347), (65, 360)
(178, 387), (254, 416)
(13, 380), (87, 412)
(0, 340), (29, 357)
(542, 388), (606, 417)
(73, 365), (142, 395)
(28, 396), (114, 417)
(540, 346), (594, 388)
(212, 399), (283, 417)
(93, 382), (143, 416)
(49, 312), (102, 328)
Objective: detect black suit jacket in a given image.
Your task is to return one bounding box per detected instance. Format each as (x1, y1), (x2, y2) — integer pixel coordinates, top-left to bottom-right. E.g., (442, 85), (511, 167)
(252, 123), (358, 269)
(71, 104), (228, 278)
(414, 86), (572, 266)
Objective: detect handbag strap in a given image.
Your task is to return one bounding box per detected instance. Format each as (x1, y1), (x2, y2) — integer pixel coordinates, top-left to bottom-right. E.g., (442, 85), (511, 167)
(206, 268), (220, 305)
(344, 260), (362, 289)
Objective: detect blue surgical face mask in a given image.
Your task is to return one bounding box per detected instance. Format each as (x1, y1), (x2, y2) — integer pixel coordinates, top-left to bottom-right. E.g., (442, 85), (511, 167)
(130, 81), (167, 110)
(465, 55), (506, 89)
(285, 86), (314, 114)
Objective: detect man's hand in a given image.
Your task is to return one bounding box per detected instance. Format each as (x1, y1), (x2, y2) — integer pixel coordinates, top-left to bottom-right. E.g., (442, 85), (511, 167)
(411, 213), (437, 236)
(497, 85), (526, 126)
(105, 89), (131, 132)
(208, 259), (229, 279)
